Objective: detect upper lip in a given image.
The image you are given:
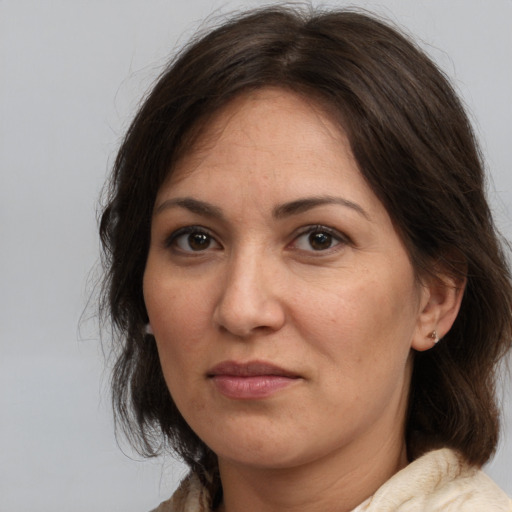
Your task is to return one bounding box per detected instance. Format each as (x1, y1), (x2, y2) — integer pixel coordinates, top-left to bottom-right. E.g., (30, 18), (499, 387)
(207, 360), (300, 378)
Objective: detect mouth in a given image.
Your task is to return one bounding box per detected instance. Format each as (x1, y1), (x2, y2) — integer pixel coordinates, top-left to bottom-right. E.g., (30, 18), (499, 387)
(207, 360), (301, 399)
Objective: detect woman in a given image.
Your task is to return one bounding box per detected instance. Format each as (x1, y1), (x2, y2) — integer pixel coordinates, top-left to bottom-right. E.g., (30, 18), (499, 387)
(100, 6), (512, 511)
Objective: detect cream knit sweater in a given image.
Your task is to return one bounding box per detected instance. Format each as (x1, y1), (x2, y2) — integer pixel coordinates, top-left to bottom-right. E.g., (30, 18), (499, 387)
(152, 449), (511, 512)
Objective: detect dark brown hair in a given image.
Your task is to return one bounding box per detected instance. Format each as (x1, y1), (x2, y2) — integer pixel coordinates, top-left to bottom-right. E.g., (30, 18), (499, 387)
(100, 5), (512, 478)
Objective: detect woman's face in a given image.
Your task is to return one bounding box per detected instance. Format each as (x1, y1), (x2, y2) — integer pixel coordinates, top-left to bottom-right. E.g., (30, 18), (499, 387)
(144, 88), (431, 472)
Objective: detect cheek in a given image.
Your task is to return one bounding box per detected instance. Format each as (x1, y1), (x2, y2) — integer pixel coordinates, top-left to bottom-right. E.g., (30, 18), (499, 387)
(143, 269), (213, 370)
(292, 264), (420, 368)
(150, 294), (210, 358)
(295, 275), (417, 422)
(145, 286), (213, 415)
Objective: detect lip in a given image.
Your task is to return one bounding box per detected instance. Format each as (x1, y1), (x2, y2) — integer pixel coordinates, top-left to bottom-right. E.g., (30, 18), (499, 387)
(207, 360), (301, 399)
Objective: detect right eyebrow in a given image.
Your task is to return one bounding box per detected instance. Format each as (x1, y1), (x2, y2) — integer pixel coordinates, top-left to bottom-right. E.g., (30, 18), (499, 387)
(273, 195), (370, 221)
(154, 197), (225, 220)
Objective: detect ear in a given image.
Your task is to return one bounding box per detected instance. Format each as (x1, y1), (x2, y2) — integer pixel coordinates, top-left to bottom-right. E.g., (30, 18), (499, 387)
(412, 273), (466, 352)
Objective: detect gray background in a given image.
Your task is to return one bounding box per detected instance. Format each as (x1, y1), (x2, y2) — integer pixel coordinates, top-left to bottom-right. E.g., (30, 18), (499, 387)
(1, 1), (510, 510)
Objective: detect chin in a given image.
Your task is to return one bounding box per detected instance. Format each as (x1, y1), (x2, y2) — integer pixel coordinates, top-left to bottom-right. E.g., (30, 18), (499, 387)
(206, 424), (346, 473)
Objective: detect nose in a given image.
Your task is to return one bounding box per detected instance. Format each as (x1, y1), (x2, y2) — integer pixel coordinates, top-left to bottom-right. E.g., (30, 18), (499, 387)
(213, 250), (286, 338)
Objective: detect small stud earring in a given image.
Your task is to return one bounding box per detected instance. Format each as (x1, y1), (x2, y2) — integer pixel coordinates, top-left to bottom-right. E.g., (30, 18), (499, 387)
(145, 323), (154, 335)
(428, 330), (439, 344)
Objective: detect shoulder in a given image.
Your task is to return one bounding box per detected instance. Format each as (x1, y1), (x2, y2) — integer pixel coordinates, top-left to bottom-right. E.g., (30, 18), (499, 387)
(360, 448), (512, 512)
(151, 450), (511, 512)
(150, 472), (212, 512)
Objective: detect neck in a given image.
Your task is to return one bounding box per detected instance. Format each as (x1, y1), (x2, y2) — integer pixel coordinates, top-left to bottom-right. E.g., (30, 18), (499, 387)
(217, 429), (408, 512)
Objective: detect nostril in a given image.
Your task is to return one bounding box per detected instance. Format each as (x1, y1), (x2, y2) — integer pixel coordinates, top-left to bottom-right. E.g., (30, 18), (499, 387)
(213, 292), (286, 338)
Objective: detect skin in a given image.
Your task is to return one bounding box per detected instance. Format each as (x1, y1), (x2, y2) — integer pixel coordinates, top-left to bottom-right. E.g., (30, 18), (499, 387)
(143, 88), (463, 512)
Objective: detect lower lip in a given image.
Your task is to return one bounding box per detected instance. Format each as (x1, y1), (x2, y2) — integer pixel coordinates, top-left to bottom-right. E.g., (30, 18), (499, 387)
(210, 375), (298, 399)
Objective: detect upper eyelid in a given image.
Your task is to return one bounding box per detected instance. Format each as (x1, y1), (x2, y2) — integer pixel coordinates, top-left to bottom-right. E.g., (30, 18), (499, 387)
(161, 223), (350, 250)
(163, 225), (220, 248)
(292, 224), (349, 242)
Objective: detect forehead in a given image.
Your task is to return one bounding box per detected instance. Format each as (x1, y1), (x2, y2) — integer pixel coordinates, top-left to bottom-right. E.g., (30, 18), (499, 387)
(165, 87), (355, 188)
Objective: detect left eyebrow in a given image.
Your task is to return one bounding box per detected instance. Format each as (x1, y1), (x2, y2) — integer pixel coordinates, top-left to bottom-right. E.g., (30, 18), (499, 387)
(273, 196), (370, 220)
(154, 197), (225, 220)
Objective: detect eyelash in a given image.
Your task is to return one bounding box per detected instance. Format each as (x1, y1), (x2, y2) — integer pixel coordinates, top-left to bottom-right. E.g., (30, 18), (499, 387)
(164, 226), (221, 253)
(290, 225), (349, 253)
(163, 224), (350, 255)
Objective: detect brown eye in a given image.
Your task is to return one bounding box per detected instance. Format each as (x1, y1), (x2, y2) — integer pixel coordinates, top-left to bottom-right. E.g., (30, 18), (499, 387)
(308, 232), (332, 251)
(169, 227), (221, 253)
(292, 226), (345, 252)
(187, 232), (211, 251)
